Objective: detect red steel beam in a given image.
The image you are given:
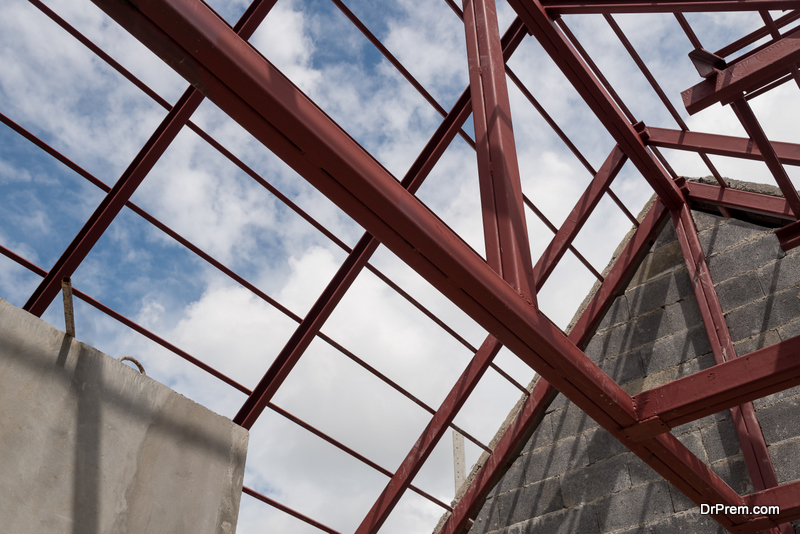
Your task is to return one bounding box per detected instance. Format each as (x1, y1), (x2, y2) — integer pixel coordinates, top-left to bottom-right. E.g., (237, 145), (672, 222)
(439, 199), (669, 534)
(729, 97), (800, 218)
(22, 0), (277, 317)
(683, 180), (794, 221)
(506, 0), (685, 210)
(671, 204), (787, 532)
(645, 126), (800, 168)
(465, 0), (536, 300)
(533, 145), (627, 292)
(682, 26), (800, 115)
(92, 2), (750, 529)
(540, 0), (799, 15)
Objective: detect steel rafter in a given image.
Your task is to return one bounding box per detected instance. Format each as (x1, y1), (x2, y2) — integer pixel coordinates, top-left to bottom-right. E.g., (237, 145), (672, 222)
(645, 126), (800, 167)
(671, 203), (789, 532)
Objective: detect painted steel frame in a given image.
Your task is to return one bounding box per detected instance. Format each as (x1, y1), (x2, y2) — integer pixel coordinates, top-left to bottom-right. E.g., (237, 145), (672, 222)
(2, 0), (800, 532)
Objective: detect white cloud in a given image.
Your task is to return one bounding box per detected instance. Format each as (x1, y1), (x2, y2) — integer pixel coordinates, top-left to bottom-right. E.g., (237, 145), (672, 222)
(4, 1), (800, 533)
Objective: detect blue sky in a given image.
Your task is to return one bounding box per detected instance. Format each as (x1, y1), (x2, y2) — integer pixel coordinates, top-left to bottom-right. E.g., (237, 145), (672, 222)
(1, 0), (799, 532)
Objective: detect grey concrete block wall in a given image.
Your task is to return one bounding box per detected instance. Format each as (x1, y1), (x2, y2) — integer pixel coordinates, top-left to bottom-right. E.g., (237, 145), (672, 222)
(0, 298), (248, 533)
(468, 209), (800, 534)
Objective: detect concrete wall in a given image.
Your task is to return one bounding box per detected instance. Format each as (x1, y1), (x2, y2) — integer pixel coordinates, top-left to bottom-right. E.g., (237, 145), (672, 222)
(0, 298), (248, 533)
(468, 210), (800, 534)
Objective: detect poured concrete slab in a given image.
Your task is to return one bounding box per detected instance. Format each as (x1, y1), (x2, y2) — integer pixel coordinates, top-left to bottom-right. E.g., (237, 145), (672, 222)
(0, 298), (248, 533)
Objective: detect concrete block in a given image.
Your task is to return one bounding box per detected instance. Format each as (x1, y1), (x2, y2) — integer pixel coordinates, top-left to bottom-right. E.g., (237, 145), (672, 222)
(550, 403), (599, 441)
(595, 296), (630, 332)
(625, 268), (694, 317)
(504, 504), (600, 534)
(583, 427), (628, 464)
(599, 350), (644, 385)
(521, 410), (555, 454)
(779, 317), (800, 343)
(654, 219), (679, 249)
(701, 419), (741, 463)
(699, 218), (769, 257)
(652, 511), (727, 533)
(769, 438), (800, 484)
(753, 384), (800, 410)
(757, 256), (800, 295)
(710, 456), (753, 495)
(628, 452), (661, 486)
(670, 410), (731, 437)
(756, 396), (800, 445)
(596, 480), (674, 532)
(561, 454), (631, 506)
(714, 270), (765, 312)
(0, 299), (248, 534)
(639, 324), (712, 376)
(733, 330), (781, 357)
(628, 240), (684, 288)
(677, 430), (708, 465)
(583, 322), (634, 363)
(726, 288), (800, 343)
(691, 210), (725, 233)
(707, 232), (783, 283)
(477, 478), (564, 532)
(496, 435), (589, 495)
(668, 484), (695, 513)
(664, 299), (703, 334)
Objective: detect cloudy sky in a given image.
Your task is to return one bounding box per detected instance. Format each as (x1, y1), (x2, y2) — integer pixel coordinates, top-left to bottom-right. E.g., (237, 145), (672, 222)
(1, 0), (799, 532)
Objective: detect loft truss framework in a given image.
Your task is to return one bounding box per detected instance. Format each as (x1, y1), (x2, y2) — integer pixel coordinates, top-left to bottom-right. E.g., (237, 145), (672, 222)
(3, 0), (800, 532)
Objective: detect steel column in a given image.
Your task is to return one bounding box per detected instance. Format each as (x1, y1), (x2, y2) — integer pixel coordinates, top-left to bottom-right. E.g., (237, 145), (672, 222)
(464, 0), (536, 300)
